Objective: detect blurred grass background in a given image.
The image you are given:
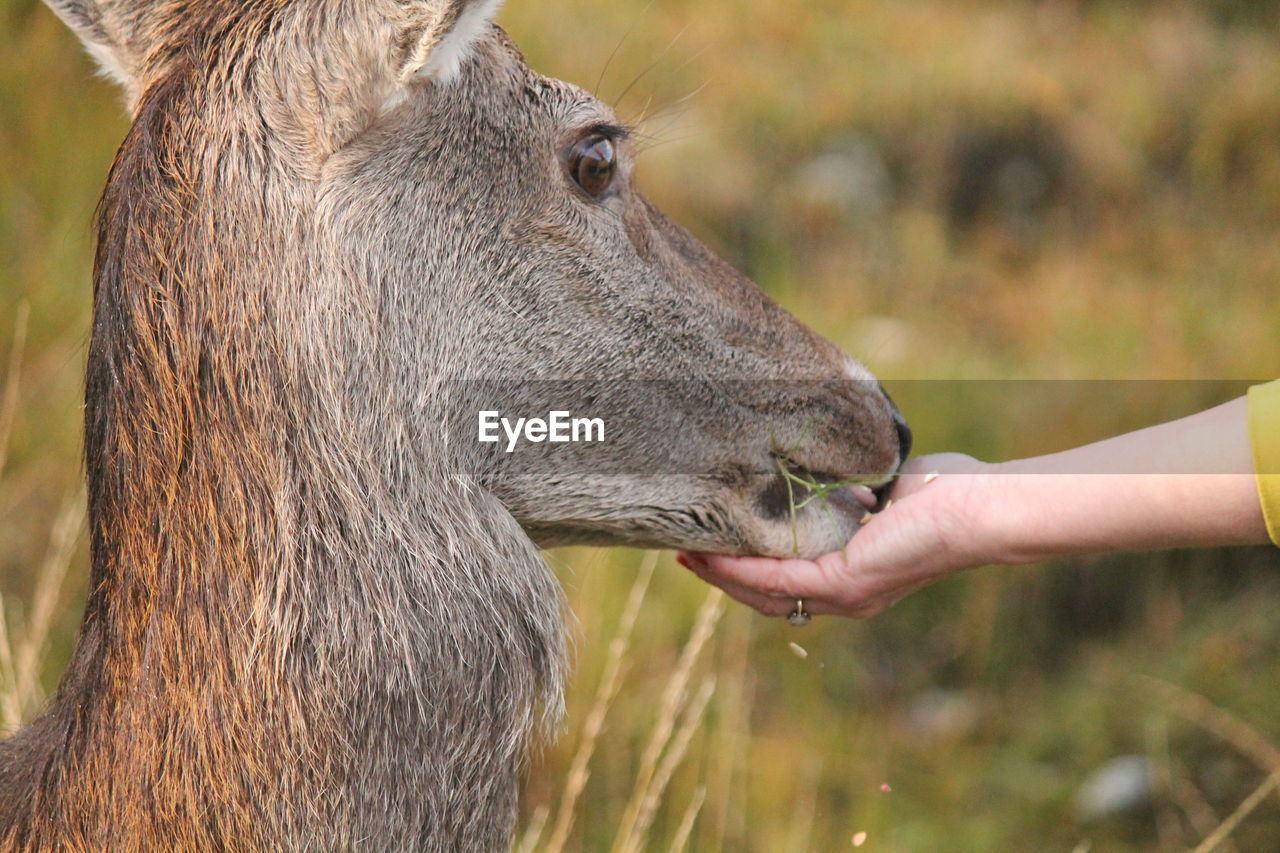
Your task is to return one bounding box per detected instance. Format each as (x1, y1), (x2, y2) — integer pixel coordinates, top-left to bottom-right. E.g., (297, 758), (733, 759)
(3, 0), (1280, 849)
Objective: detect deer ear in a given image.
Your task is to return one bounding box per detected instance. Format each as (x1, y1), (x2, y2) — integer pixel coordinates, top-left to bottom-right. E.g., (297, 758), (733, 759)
(395, 0), (504, 84)
(41, 0), (148, 93)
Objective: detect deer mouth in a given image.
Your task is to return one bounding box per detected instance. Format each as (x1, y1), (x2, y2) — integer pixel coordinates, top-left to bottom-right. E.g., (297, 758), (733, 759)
(757, 459), (884, 524)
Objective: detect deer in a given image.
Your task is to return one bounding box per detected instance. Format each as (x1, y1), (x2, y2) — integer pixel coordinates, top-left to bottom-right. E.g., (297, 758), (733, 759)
(0, 0), (911, 849)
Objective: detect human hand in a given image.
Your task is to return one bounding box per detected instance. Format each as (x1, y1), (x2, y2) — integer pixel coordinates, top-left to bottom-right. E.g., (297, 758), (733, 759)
(677, 453), (1013, 619)
(678, 396), (1272, 620)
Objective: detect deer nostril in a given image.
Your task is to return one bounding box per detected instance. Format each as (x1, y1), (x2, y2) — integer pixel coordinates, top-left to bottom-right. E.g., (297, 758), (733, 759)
(892, 410), (913, 464)
(876, 382), (912, 465)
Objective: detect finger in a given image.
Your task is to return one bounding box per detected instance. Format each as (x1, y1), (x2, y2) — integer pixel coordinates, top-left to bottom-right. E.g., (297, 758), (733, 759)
(692, 552), (839, 601)
(681, 554), (854, 618)
(843, 576), (938, 620)
(680, 554), (906, 620)
(693, 573), (847, 620)
(884, 464), (939, 502)
(886, 453), (979, 502)
(679, 554), (795, 617)
(684, 554), (872, 619)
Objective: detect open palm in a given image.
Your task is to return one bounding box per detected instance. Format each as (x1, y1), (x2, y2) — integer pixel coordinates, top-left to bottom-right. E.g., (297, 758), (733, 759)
(679, 454), (1002, 619)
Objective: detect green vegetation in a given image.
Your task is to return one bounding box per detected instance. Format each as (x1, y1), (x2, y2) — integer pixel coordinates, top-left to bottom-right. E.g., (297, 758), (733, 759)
(3, 0), (1280, 849)
(774, 454), (895, 556)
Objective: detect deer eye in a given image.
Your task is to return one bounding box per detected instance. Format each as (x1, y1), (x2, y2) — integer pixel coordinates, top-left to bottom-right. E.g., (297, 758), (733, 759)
(568, 135), (617, 198)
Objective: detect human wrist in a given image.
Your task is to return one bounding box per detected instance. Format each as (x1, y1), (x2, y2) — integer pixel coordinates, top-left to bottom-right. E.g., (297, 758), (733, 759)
(914, 458), (1041, 569)
(966, 458), (1058, 566)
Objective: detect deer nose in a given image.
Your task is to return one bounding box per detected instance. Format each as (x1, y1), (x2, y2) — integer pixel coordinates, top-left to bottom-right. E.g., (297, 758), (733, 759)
(892, 408), (913, 464)
(871, 407), (913, 508)
(875, 382), (912, 466)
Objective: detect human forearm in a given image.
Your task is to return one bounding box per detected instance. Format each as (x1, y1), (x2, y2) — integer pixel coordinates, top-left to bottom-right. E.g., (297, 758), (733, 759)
(985, 397), (1268, 562)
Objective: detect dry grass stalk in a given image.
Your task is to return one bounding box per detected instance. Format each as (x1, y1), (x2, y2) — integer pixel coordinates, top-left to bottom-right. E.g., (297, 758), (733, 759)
(515, 804), (549, 853)
(1145, 713), (1185, 850)
(667, 785), (706, 853)
(626, 675), (717, 851)
(0, 592), (18, 732)
(705, 610), (753, 850)
(1141, 676), (1280, 806)
(540, 551), (658, 853)
(0, 301), (30, 478)
(787, 753), (824, 853)
(7, 493), (83, 728)
(1189, 765), (1280, 853)
(1169, 760), (1240, 853)
(611, 586), (724, 853)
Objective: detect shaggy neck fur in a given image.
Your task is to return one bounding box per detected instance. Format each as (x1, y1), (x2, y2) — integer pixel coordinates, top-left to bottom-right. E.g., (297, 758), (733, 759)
(0, 34), (564, 853)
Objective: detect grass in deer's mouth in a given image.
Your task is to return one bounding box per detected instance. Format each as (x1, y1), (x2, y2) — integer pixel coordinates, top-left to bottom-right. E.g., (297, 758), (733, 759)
(767, 419), (899, 555)
(772, 454), (898, 556)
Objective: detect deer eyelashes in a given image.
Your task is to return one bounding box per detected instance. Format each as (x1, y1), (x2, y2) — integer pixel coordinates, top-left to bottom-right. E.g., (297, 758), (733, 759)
(567, 135), (617, 198)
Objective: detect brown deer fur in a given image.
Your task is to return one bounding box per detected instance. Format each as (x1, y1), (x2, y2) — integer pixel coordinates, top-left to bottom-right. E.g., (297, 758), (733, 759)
(0, 1), (907, 849)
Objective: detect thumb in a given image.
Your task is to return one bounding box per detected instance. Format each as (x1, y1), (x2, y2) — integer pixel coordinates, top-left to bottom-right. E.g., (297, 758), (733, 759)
(887, 453), (984, 501)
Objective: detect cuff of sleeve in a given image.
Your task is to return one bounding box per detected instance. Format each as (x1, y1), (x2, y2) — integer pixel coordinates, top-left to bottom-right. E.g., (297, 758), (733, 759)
(1247, 380), (1280, 547)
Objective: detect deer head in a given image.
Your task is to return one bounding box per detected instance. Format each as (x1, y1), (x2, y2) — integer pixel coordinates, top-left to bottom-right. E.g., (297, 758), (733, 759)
(47, 0), (908, 563)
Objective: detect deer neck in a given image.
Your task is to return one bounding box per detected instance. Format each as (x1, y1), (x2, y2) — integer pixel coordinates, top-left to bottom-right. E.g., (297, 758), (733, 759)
(14, 389), (566, 848)
(2, 128), (565, 847)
